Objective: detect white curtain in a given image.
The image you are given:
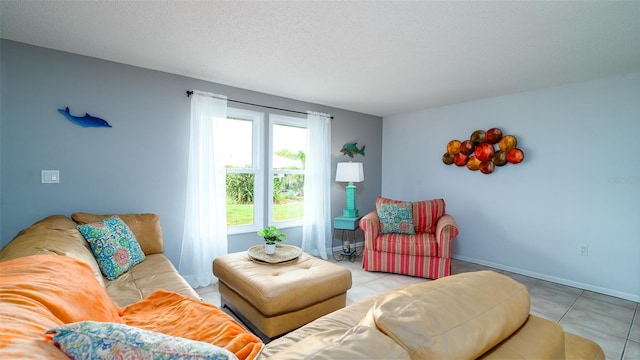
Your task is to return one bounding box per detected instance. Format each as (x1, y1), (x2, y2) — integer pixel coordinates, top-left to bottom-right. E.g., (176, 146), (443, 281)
(179, 91), (228, 288)
(302, 111), (332, 259)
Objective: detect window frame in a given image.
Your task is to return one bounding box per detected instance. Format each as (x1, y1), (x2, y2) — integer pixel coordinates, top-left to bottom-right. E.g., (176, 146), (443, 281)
(268, 114), (308, 229)
(225, 108), (264, 235)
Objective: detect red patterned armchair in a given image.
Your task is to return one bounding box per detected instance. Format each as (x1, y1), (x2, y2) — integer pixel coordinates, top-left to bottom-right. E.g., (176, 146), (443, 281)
(359, 197), (459, 279)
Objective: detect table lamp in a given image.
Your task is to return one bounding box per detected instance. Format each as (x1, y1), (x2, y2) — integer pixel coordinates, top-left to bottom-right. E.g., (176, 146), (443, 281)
(336, 162), (364, 218)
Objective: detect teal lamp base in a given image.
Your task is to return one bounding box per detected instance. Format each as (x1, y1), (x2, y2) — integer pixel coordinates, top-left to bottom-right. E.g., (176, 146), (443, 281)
(342, 209), (359, 218)
(342, 182), (359, 218)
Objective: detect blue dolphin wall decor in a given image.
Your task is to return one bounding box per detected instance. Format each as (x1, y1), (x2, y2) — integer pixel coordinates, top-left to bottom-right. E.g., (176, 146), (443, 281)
(57, 107), (112, 128)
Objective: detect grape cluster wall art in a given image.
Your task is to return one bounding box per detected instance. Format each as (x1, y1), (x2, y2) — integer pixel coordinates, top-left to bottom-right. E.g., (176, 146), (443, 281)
(442, 128), (524, 174)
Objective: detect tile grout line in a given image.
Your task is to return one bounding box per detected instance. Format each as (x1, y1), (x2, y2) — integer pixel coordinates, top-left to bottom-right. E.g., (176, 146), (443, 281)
(626, 303), (638, 339)
(620, 303), (640, 360)
(557, 289), (583, 323)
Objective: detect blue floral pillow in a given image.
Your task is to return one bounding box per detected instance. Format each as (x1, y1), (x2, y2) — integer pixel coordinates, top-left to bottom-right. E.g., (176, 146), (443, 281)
(77, 216), (145, 280)
(377, 202), (415, 234)
(46, 321), (238, 360)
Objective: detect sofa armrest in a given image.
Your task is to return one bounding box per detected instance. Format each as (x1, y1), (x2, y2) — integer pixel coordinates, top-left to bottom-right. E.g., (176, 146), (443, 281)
(435, 214), (459, 258)
(359, 211), (380, 248)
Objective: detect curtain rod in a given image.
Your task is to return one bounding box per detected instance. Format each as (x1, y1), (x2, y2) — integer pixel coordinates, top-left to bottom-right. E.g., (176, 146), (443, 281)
(186, 91), (333, 119)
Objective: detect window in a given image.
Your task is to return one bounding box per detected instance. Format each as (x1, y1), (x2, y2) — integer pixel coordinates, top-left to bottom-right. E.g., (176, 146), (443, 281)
(269, 115), (308, 227)
(225, 110), (307, 234)
(225, 109), (263, 234)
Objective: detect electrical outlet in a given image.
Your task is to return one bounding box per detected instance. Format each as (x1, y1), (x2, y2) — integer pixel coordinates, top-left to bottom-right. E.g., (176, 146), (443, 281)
(579, 244), (589, 256)
(41, 170), (60, 184)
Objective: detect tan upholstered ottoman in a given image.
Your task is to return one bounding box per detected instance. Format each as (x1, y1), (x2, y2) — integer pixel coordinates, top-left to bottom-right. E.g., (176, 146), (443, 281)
(213, 251), (352, 342)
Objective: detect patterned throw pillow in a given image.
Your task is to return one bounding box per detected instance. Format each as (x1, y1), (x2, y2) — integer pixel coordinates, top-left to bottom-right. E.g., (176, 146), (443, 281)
(377, 197), (446, 233)
(77, 216), (145, 280)
(46, 321), (238, 360)
(376, 202), (415, 234)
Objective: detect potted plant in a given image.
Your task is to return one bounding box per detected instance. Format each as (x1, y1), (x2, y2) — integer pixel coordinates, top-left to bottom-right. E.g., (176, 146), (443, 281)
(258, 225), (287, 254)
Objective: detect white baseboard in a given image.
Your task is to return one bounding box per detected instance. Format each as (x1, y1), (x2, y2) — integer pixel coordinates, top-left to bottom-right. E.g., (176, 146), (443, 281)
(321, 247), (639, 302)
(453, 255), (640, 303)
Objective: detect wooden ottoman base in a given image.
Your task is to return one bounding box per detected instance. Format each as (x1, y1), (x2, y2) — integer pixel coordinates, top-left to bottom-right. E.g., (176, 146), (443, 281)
(213, 251), (352, 342)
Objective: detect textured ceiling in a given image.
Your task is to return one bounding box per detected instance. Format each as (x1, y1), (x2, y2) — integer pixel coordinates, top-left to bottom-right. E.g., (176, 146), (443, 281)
(1, 1), (639, 117)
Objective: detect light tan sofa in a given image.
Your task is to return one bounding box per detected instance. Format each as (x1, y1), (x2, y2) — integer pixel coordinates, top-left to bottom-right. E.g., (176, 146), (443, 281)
(261, 270), (605, 360)
(0, 213), (198, 307)
(1, 214), (605, 360)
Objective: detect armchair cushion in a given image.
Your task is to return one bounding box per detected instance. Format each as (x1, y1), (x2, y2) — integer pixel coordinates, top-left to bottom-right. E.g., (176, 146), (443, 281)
(376, 202), (415, 234)
(374, 232), (437, 256)
(376, 197), (445, 233)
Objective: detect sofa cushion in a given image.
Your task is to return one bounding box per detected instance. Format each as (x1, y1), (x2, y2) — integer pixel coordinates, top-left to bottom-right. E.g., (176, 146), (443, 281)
(72, 212), (164, 255)
(77, 216), (146, 280)
(47, 321), (238, 360)
(268, 326), (410, 360)
(0, 254), (123, 355)
(564, 332), (606, 360)
(359, 271), (530, 359)
(120, 289), (263, 360)
(258, 288), (386, 358)
(0, 215), (105, 287)
(478, 315), (565, 359)
(376, 197), (445, 233)
(376, 202), (415, 234)
(105, 254), (200, 307)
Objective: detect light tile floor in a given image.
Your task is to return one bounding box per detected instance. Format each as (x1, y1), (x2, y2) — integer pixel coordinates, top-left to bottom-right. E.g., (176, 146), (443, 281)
(196, 255), (639, 360)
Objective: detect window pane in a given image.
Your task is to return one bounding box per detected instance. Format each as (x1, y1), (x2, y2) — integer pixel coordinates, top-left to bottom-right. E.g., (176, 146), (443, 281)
(225, 118), (253, 168)
(272, 124), (307, 170)
(273, 173), (304, 222)
(226, 172), (254, 226)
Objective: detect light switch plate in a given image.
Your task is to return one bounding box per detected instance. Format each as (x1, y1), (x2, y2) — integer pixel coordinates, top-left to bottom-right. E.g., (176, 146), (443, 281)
(41, 170), (60, 184)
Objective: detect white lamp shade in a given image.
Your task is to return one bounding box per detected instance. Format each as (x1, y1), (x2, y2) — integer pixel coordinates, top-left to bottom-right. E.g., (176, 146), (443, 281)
(335, 162), (364, 182)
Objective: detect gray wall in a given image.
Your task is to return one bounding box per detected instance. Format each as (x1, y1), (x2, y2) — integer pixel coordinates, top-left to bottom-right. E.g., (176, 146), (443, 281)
(382, 73), (640, 301)
(0, 39), (383, 263)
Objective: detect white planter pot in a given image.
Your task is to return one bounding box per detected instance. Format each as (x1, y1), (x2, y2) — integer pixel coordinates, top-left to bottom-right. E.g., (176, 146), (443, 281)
(264, 243), (276, 255)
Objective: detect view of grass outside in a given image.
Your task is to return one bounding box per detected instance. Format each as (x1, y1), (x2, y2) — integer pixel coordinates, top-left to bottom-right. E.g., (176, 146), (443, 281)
(225, 117), (307, 227)
(226, 172), (305, 226)
(273, 200), (304, 222)
(226, 201), (303, 226)
(226, 202), (253, 226)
